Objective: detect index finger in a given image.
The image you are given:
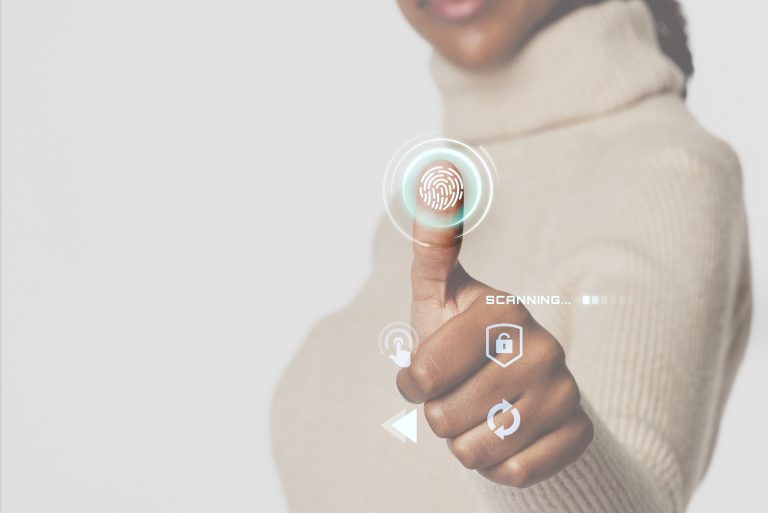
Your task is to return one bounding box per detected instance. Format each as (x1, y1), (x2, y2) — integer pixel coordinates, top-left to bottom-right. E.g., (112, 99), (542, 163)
(411, 161), (465, 287)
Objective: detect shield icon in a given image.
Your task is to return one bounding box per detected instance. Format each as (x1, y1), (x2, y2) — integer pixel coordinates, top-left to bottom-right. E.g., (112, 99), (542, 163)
(486, 323), (523, 368)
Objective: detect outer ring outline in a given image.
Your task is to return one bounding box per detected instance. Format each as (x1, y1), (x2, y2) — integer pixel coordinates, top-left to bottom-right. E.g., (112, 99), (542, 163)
(383, 136), (495, 245)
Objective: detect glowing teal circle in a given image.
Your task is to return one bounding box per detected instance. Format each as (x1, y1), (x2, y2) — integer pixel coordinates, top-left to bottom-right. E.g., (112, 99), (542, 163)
(401, 147), (482, 228)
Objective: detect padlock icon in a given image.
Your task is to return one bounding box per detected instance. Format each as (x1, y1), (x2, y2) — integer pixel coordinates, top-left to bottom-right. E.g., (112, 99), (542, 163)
(487, 323), (523, 367)
(496, 333), (514, 354)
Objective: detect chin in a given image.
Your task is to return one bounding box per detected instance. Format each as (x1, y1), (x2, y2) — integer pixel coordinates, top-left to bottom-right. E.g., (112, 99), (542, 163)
(402, 0), (561, 71)
(439, 34), (519, 70)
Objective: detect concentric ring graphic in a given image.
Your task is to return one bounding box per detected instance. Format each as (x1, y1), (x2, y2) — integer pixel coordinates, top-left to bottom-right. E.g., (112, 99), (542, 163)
(383, 134), (497, 244)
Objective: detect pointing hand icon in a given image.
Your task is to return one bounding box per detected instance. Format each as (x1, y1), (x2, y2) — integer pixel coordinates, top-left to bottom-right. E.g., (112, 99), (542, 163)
(389, 339), (411, 368)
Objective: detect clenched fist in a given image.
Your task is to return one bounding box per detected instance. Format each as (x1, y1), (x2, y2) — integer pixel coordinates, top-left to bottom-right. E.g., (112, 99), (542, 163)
(396, 162), (594, 488)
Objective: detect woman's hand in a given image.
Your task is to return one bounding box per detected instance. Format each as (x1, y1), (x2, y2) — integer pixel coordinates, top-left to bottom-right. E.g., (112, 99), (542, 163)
(396, 164), (593, 487)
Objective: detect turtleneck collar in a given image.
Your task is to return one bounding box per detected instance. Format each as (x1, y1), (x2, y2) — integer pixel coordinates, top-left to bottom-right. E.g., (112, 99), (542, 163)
(431, 0), (685, 143)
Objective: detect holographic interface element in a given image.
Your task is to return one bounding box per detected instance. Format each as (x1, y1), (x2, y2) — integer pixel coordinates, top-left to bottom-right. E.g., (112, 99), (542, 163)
(487, 400), (521, 440)
(378, 321), (419, 368)
(382, 409), (418, 444)
(419, 164), (464, 211)
(383, 134), (497, 243)
(486, 323), (524, 368)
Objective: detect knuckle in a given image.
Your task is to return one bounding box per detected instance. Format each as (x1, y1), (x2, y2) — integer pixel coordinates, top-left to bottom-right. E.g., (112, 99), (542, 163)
(559, 375), (581, 409)
(575, 411), (595, 445)
(539, 337), (566, 373)
(408, 360), (439, 400)
(395, 371), (418, 403)
(501, 302), (529, 324)
(503, 459), (532, 488)
(449, 438), (480, 469)
(423, 402), (453, 438)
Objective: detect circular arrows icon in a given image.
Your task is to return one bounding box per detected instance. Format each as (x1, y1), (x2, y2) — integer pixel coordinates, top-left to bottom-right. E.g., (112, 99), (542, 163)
(486, 399), (521, 440)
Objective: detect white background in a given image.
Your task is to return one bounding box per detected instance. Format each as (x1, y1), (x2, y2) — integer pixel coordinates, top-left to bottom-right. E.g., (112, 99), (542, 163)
(1, 1), (766, 512)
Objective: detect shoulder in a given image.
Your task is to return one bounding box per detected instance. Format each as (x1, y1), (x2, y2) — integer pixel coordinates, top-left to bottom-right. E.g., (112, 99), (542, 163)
(591, 94), (742, 199)
(570, 95), (748, 262)
(561, 93), (747, 240)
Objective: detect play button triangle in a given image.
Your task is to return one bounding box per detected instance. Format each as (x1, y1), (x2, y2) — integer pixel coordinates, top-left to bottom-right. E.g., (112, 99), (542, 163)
(388, 409), (417, 444)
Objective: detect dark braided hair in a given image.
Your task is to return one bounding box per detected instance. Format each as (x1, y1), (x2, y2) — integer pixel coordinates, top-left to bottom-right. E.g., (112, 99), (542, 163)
(578, 0), (694, 95)
(644, 0), (694, 94)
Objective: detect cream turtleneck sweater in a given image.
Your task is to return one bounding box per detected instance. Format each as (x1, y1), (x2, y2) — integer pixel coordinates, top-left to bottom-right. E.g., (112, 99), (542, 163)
(272, 2), (752, 512)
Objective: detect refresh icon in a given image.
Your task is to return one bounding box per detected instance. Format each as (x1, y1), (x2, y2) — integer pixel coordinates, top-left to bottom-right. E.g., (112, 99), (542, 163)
(487, 400), (521, 440)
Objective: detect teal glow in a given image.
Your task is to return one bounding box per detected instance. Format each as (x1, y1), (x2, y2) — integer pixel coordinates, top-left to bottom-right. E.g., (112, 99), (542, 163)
(401, 147), (482, 228)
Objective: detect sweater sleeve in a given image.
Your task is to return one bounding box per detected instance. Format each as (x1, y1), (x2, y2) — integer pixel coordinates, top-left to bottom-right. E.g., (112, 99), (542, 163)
(470, 146), (752, 513)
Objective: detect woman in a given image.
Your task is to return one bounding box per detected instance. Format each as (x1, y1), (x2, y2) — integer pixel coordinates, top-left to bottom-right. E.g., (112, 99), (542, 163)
(273, 1), (751, 512)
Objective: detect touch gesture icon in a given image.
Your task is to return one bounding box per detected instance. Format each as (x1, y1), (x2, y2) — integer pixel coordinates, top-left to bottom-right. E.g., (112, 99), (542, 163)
(378, 321), (419, 368)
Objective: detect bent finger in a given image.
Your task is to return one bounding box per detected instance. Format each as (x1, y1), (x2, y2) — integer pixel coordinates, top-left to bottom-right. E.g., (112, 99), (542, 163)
(478, 410), (594, 488)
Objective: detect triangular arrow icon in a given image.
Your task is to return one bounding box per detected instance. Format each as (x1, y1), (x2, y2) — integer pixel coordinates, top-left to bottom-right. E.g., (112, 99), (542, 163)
(392, 409), (418, 443)
(381, 409), (418, 444)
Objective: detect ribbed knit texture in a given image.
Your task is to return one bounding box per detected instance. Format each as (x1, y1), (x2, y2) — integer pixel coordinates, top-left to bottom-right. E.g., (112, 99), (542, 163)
(272, 2), (751, 512)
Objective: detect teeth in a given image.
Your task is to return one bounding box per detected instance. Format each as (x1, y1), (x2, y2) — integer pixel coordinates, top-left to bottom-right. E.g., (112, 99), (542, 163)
(418, 165), (464, 211)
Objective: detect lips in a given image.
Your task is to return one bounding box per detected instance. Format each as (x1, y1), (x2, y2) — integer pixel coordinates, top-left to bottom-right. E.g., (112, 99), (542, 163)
(423, 0), (490, 22)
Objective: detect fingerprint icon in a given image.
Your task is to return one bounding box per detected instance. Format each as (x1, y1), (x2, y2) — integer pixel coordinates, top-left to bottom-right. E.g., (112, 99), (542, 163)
(418, 165), (464, 211)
